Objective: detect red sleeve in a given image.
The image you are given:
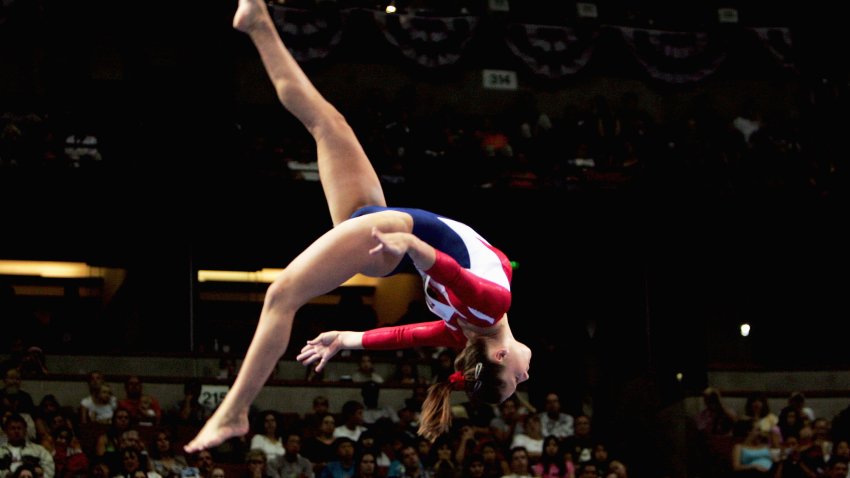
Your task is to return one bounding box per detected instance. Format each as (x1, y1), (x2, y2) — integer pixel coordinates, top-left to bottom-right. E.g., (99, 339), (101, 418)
(426, 250), (512, 321)
(362, 321), (467, 350)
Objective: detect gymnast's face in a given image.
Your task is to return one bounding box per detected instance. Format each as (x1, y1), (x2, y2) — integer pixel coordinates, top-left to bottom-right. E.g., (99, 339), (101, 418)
(499, 340), (531, 402)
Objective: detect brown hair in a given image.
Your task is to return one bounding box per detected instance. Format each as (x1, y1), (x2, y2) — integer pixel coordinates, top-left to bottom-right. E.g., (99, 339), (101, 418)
(418, 338), (506, 441)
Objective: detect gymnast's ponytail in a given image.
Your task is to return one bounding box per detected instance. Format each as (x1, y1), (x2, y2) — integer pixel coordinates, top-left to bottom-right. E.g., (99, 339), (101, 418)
(417, 338), (505, 441)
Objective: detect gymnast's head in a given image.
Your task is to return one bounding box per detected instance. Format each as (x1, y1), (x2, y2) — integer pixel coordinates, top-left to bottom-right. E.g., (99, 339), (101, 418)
(417, 337), (531, 441)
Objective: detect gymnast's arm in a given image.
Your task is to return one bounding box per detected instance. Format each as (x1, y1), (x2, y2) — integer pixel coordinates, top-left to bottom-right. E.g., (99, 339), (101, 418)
(372, 228), (511, 319)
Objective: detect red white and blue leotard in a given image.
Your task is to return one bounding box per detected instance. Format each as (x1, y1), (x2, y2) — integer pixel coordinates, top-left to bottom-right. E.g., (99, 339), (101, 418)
(349, 206), (513, 350)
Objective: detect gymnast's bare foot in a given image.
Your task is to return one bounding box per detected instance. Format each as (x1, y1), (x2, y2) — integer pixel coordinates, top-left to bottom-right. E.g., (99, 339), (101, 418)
(183, 409), (249, 453)
(233, 0), (270, 33)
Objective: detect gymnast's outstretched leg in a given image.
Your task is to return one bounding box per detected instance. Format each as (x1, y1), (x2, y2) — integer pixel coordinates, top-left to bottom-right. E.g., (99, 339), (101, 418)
(184, 0), (408, 453)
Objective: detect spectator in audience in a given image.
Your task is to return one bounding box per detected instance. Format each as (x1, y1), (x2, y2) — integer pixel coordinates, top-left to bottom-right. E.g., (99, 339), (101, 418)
(429, 350), (455, 385)
(79, 372), (114, 427)
(81, 384), (117, 426)
(10, 464), (38, 478)
(149, 429), (189, 478)
(119, 376), (162, 428)
(742, 393), (781, 448)
(243, 449), (275, 478)
(104, 430), (151, 474)
(32, 396), (66, 452)
(561, 415), (594, 465)
(268, 431), (314, 478)
(50, 425), (89, 478)
(778, 408), (804, 444)
(319, 438), (356, 478)
(424, 435), (454, 478)
(532, 435), (571, 478)
(589, 444), (611, 477)
(386, 444), (423, 478)
(574, 462), (599, 478)
(501, 446), (533, 478)
(192, 450), (217, 478)
(413, 437), (431, 473)
(490, 395), (526, 450)
(0, 413), (55, 478)
(355, 431), (390, 475)
(538, 393), (573, 440)
(510, 415), (543, 463)
(333, 402), (367, 442)
(812, 417), (835, 463)
(459, 453), (486, 478)
(832, 439), (850, 464)
(94, 408), (133, 458)
(112, 447), (160, 478)
(605, 460), (626, 478)
(386, 360), (420, 388)
(301, 415), (337, 471)
(351, 353), (384, 384)
(478, 441), (510, 478)
(360, 382), (398, 428)
(352, 450), (378, 478)
(169, 380), (213, 429)
(303, 398), (331, 436)
(458, 397), (495, 439)
(696, 387), (736, 437)
(825, 457), (849, 478)
(90, 461), (111, 478)
(250, 411), (285, 462)
(780, 393), (815, 430)
(0, 369), (35, 417)
(773, 434), (807, 478)
(731, 420), (776, 477)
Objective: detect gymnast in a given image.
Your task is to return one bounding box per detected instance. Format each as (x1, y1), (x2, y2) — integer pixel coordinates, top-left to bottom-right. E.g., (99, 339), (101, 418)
(183, 0), (531, 451)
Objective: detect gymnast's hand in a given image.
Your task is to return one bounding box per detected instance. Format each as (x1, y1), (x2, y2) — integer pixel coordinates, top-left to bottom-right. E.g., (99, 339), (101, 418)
(298, 330), (367, 372)
(370, 227), (436, 270)
(297, 331), (343, 373)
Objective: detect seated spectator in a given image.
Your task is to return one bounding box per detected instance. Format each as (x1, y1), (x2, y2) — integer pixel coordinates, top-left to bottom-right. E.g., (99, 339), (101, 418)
(149, 429), (189, 478)
(50, 426), (89, 478)
(731, 420), (776, 477)
(352, 450), (378, 478)
(360, 382), (398, 428)
(351, 353), (384, 384)
(511, 415), (544, 463)
(112, 448), (161, 478)
(242, 450), (276, 478)
(268, 431), (314, 478)
(319, 438), (357, 478)
(249, 411), (285, 462)
(78, 372), (115, 427)
(531, 436), (571, 478)
(0, 413), (54, 478)
(118, 376), (162, 428)
(301, 414), (337, 471)
(501, 446), (533, 478)
(94, 408), (133, 458)
(333, 402), (367, 442)
(81, 384), (117, 426)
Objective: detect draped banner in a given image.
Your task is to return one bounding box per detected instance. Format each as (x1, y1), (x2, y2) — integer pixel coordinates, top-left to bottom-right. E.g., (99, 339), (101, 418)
(617, 26), (729, 84)
(270, 5), (344, 63)
(748, 27), (795, 70)
(504, 23), (599, 79)
(371, 11), (479, 68)
(267, 6), (795, 83)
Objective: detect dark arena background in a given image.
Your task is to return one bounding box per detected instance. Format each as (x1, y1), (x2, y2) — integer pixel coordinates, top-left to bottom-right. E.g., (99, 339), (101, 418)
(1, 1), (849, 477)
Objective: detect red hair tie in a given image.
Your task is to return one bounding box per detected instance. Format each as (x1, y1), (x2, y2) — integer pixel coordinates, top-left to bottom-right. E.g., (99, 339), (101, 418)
(448, 371), (465, 390)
